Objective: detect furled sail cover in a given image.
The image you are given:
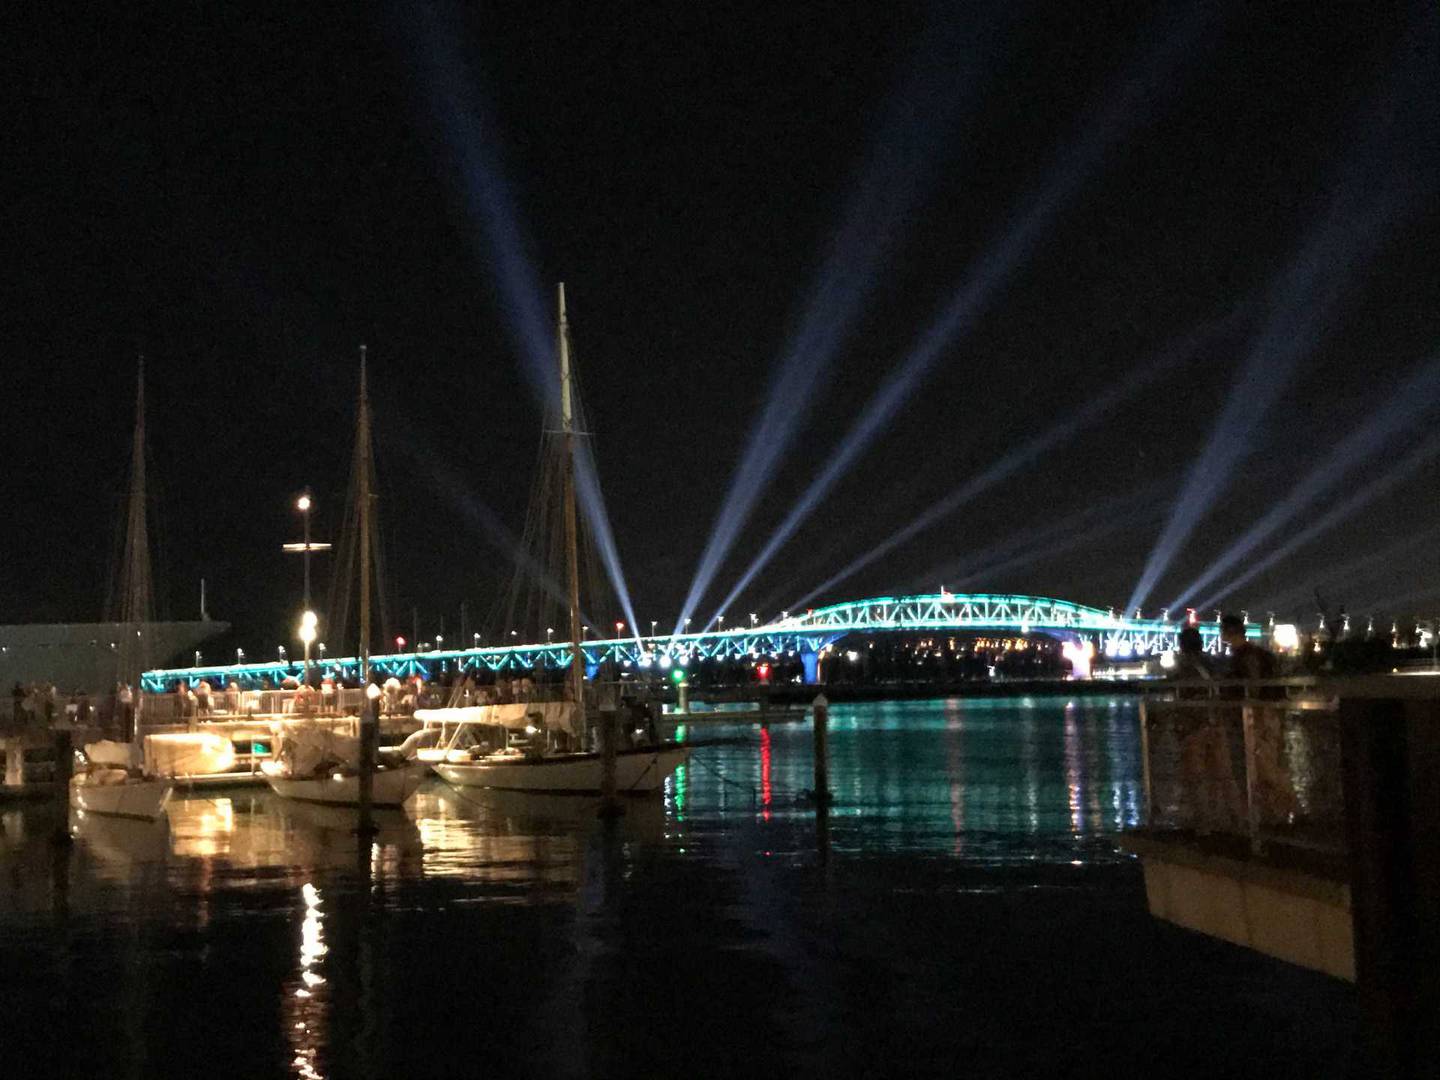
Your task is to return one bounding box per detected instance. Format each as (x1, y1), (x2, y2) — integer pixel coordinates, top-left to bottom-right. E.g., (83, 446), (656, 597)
(414, 701), (578, 735)
(144, 732), (237, 777)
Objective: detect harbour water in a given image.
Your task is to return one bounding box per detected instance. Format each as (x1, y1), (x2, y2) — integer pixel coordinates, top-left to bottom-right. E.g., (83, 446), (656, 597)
(1, 698), (1354, 1078)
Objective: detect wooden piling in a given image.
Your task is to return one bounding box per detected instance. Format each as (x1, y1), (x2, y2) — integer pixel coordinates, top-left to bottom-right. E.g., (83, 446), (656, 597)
(357, 695), (377, 836)
(1339, 688), (1440, 1078)
(812, 694), (832, 805)
(598, 700), (621, 818)
(52, 727), (73, 844)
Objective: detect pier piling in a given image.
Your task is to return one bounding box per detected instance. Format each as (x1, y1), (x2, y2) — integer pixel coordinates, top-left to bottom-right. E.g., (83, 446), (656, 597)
(811, 694), (832, 806)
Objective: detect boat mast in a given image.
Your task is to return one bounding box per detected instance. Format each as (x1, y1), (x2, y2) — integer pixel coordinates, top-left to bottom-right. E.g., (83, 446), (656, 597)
(557, 284), (586, 711)
(120, 359), (153, 741)
(356, 345), (377, 834)
(358, 345), (372, 684)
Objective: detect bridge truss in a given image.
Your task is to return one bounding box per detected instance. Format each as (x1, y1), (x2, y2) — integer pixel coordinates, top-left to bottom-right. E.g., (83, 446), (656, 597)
(142, 592), (1251, 691)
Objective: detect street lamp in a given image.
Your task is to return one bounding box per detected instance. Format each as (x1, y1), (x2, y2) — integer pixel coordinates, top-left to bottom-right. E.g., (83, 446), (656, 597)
(298, 491), (312, 614)
(473, 632), (480, 648)
(684, 617), (692, 633)
(546, 627), (554, 643)
(235, 647), (245, 664)
(278, 645), (287, 663)
(298, 609), (318, 677)
(749, 613), (757, 627)
(283, 490), (331, 681)
(318, 642), (326, 663)
(650, 620), (657, 638)
(718, 614), (725, 631)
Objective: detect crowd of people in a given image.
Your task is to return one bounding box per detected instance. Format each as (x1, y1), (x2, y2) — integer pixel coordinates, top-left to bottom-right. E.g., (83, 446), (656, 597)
(1166, 612), (1299, 835)
(7, 680), (137, 738)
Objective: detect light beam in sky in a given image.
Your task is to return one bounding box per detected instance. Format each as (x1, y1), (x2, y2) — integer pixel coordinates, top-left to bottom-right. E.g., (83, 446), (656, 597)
(673, 4), (1020, 634)
(706, 5), (1217, 628)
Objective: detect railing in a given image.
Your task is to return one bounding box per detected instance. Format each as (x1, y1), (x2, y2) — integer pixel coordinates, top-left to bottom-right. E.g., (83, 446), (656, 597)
(133, 680), (627, 729)
(1137, 679), (1344, 860)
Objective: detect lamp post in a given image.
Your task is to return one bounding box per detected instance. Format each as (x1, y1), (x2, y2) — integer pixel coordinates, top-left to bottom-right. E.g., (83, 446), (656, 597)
(298, 612), (317, 679)
(283, 492), (330, 682)
(650, 620), (657, 639)
(718, 614), (725, 631)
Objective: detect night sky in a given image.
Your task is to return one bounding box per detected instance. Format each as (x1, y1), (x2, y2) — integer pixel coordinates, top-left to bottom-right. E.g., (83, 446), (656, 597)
(6, 2), (1439, 654)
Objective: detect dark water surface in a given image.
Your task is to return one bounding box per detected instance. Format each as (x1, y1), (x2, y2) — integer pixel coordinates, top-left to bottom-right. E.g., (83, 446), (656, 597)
(1, 698), (1354, 1078)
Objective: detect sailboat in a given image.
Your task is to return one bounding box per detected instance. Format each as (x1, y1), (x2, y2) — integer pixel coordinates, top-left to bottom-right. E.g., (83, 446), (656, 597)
(70, 363), (174, 821)
(261, 349), (428, 808)
(427, 284), (689, 796)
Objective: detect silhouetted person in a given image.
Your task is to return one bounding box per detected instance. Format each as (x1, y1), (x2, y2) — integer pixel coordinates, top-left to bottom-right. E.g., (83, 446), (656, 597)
(1220, 613), (1295, 823)
(1171, 626), (1240, 832)
(1220, 614), (1276, 679)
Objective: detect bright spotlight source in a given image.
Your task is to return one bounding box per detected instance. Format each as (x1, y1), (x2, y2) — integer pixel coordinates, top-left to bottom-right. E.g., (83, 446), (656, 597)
(297, 494), (312, 512)
(302, 610), (318, 629)
(365, 683), (382, 701)
(659, 654), (673, 670)
(1272, 624), (1301, 652)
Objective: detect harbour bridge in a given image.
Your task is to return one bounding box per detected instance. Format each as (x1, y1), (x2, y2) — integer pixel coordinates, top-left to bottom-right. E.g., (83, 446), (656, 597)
(142, 592), (1258, 691)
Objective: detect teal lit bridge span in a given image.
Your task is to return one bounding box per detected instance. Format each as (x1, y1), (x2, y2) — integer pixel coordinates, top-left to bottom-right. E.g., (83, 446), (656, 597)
(142, 593), (1258, 691)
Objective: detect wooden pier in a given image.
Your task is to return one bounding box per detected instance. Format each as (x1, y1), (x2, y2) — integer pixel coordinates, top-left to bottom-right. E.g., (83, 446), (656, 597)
(1123, 676), (1440, 1077)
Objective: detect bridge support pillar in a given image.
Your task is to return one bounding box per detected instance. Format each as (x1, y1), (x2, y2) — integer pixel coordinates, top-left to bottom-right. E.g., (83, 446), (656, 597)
(801, 649), (820, 685)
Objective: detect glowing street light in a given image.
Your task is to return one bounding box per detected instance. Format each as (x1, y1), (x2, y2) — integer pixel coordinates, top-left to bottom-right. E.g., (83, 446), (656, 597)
(749, 613), (758, 627)
(235, 647), (245, 664)
(284, 490), (331, 681)
(278, 645), (287, 662)
(650, 620), (657, 638)
(473, 632), (481, 648)
(718, 614), (726, 631)
(546, 627), (554, 643)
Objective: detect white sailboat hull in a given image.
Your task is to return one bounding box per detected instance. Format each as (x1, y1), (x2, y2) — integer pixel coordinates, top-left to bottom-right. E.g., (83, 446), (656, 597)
(69, 775), (173, 821)
(263, 763), (427, 808)
(434, 745), (689, 794)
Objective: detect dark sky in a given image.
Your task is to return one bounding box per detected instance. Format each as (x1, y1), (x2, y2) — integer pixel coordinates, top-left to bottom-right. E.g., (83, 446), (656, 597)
(6, 2), (1439, 654)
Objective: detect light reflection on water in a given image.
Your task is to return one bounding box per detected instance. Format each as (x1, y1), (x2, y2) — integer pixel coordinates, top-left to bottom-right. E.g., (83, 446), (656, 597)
(0, 696), (1179, 1079)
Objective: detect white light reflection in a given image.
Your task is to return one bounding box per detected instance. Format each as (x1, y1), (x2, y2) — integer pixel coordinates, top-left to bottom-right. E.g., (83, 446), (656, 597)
(287, 882), (327, 1080)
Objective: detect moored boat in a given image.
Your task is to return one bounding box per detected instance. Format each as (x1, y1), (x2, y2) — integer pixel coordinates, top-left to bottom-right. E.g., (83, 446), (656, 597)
(261, 760), (427, 808)
(70, 742), (174, 821)
(433, 743), (688, 794)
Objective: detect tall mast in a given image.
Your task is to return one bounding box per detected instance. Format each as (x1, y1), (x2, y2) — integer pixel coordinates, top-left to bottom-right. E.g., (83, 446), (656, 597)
(358, 345), (372, 684)
(558, 284), (585, 708)
(119, 358), (153, 689)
